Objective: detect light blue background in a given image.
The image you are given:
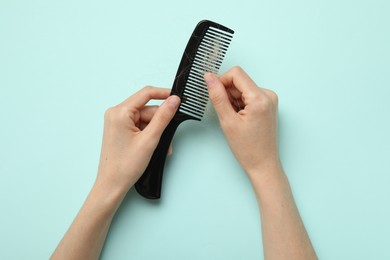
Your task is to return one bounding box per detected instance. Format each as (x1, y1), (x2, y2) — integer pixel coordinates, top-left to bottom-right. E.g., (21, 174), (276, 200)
(1, 0), (389, 259)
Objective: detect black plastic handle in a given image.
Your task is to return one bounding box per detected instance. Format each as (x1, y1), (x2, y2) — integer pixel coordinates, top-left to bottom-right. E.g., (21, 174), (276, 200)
(135, 118), (182, 199)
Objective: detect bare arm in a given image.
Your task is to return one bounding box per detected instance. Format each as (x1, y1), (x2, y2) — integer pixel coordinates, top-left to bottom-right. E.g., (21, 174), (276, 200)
(250, 166), (316, 259)
(51, 87), (180, 260)
(205, 67), (317, 260)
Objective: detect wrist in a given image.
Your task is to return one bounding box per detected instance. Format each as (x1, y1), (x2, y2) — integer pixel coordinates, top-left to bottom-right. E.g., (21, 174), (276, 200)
(88, 178), (128, 215)
(246, 161), (294, 207)
(246, 159), (286, 191)
(95, 163), (140, 204)
(246, 158), (283, 181)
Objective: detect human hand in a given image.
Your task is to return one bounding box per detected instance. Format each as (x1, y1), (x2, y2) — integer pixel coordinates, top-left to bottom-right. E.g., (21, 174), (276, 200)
(204, 67), (280, 179)
(205, 68), (317, 259)
(96, 87), (180, 195)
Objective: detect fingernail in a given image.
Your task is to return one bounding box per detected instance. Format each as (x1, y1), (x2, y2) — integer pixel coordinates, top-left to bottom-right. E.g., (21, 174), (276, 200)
(204, 72), (216, 86)
(167, 95), (180, 109)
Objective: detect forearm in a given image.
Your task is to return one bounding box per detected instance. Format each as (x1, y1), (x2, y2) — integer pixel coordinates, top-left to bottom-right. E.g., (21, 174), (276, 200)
(50, 87), (179, 259)
(51, 180), (126, 260)
(249, 164), (317, 260)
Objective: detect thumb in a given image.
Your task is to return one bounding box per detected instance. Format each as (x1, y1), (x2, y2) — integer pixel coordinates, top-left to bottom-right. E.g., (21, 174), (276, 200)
(144, 95), (180, 138)
(204, 73), (235, 121)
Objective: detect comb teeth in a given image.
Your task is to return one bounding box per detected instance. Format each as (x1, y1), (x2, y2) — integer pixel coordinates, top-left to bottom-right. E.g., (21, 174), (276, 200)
(179, 26), (233, 120)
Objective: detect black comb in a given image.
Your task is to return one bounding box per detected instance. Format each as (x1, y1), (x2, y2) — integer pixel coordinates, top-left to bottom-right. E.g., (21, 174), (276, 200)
(135, 20), (234, 199)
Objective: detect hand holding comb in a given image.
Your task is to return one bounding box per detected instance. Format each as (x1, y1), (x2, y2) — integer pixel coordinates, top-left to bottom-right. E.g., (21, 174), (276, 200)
(135, 20), (234, 199)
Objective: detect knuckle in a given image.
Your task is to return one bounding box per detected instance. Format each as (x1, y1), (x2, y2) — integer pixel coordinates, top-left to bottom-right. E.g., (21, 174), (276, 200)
(249, 89), (278, 113)
(140, 85), (153, 97)
(142, 85), (153, 92)
(251, 90), (263, 100)
(266, 89), (278, 103)
(230, 66), (243, 75)
(253, 95), (272, 112)
(104, 107), (115, 120)
(104, 105), (128, 125)
(267, 92), (278, 110)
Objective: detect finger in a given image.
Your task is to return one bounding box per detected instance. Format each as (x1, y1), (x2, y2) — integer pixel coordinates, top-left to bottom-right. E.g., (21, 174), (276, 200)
(225, 86), (245, 111)
(227, 86), (242, 99)
(219, 66), (259, 94)
(138, 106), (161, 130)
(143, 95), (181, 138)
(139, 106), (159, 123)
(228, 96), (245, 112)
(204, 72), (236, 121)
(120, 87), (171, 109)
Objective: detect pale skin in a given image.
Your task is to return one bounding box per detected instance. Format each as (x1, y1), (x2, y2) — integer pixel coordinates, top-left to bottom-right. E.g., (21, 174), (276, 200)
(51, 67), (317, 260)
